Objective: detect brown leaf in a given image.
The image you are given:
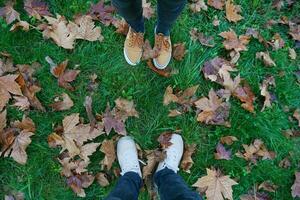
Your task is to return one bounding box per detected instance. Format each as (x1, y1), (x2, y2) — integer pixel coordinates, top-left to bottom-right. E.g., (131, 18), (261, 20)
(0, 1), (20, 24)
(163, 86), (179, 105)
(0, 74), (23, 111)
(256, 52), (276, 67)
(112, 18), (129, 36)
(24, 0), (51, 20)
(88, 0), (115, 26)
(260, 76), (275, 111)
(214, 143), (231, 160)
(12, 96), (30, 111)
(225, 0), (243, 23)
(292, 172), (300, 198)
(46, 57), (80, 91)
(143, 149), (166, 178)
(49, 93), (74, 111)
(193, 168), (238, 200)
(47, 132), (65, 148)
(83, 96), (96, 131)
(96, 172), (110, 187)
(172, 43), (186, 61)
(289, 48), (297, 60)
(258, 181), (278, 193)
(68, 15), (104, 42)
(146, 60), (171, 77)
(189, 0), (208, 13)
(180, 144), (196, 173)
(0, 109), (6, 132)
(279, 156), (291, 168)
(195, 89), (231, 126)
(80, 142), (101, 162)
(168, 109), (182, 117)
(220, 136), (238, 145)
(114, 98), (139, 120)
(207, 0), (225, 10)
(0, 54), (16, 76)
(10, 21), (30, 32)
(190, 28), (215, 47)
(67, 173), (94, 197)
(293, 109), (300, 127)
(232, 81), (255, 113)
(157, 132), (173, 149)
(142, 40), (159, 60)
(103, 105), (127, 135)
(289, 24), (300, 41)
(142, 0), (154, 19)
(100, 139), (116, 170)
(240, 189), (271, 200)
(268, 33), (285, 50)
(219, 29), (249, 52)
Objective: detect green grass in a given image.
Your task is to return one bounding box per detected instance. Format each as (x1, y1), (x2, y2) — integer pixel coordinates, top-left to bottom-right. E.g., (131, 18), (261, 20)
(0, 0), (300, 199)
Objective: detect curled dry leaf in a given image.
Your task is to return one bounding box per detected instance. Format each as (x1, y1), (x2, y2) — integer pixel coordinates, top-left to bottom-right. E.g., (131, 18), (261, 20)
(172, 43), (187, 61)
(168, 109), (182, 117)
(207, 0), (225, 10)
(84, 96), (96, 131)
(260, 76), (275, 111)
(268, 33), (285, 50)
(142, 0), (154, 19)
(163, 85), (179, 105)
(87, 73), (99, 92)
(279, 156), (291, 168)
(219, 29), (250, 52)
(112, 18), (129, 36)
(214, 143), (231, 160)
(10, 21), (30, 32)
(142, 40), (159, 60)
(46, 57), (80, 91)
(190, 28), (215, 47)
(180, 143), (196, 173)
(103, 105), (126, 136)
(96, 172), (110, 187)
(195, 89), (231, 127)
(256, 52), (276, 67)
(100, 139), (116, 170)
(292, 172), (300, 198)
(49, 93), (74, 111)
(142, 149), (166, 178)
(12, 96), (30, 111)
(157, 132), (173, 149)
(258, 181), (278, 193)
(146, 60), (172, 77)
(24, 0), (52, 20)
(88, 0), (115, 26)
(225, 0), (243, 23)
(220, 136), (238, 145)
(0, 1), (20, 24)
(66, 173), (94, 197)
(293, 109), (300, 127)
(0, 53), (16, 76)
(189, 0), (208, 13)
(193, 168), (238, 200)
(114, 98), (139, 120)
(289, 24), (300, 41)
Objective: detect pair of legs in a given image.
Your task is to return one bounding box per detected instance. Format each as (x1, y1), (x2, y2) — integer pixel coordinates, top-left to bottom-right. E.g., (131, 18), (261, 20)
(111, 0), (187, 69)
(105, 134), (202, 200)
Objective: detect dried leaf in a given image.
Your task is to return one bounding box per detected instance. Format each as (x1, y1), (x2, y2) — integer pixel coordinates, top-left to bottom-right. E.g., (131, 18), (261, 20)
(100, 139), (116, 170)
(207, 0), (225, 10)
(10, 21), (30, 32)
(49, 93), (74, 111)
(157, 132), (173, 149)
(289, 48), (297, 60)
(163, 86), (179, 105)
(112, 18), (129, 36)
(24, 0), (51, 20)
(47, 132), (65, 148)
(168, 109), (182, 117)
(292, 172), (300, 198)
(84, 96), (96, 131)
(142, 0), (154, 19)
(67, 173), (94, 197)
(96, 172), (110, 187)
(0, 54), (16, 76)
(220, 136), (238, 145)
(189, 0), (208, 13)
(88, 0), (115, 26)
(279, 156), (291, 168)
(214, 143), (231, 160)
(142, 40), (159, 60)
(190, 28), (215, 47)
(146, 60), (171, 77)
(256, 52), (276, 67)
(260, 76), (275, 111)
(225, 0), (243, 23)
(293, 109), (300, 127)
(0, 1), (20, 24)
(143, 149), (166, 178)
(268, 33), (285, 50)
(193, 168), (238, 200)
(103, 105), (127, 135)
(172, 43), (186, 61)
(258, 181), (278, 193)
(180, 144), (196, 173)
(219, 29), (249, 52)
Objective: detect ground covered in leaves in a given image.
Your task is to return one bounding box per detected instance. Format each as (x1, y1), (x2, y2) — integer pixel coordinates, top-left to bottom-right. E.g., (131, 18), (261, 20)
(0, 0), (300, 199)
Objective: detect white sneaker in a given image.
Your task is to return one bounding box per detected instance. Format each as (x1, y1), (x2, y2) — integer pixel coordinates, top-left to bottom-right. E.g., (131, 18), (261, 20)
(156, 134), (184, 173)
(117, 136), (142, 177)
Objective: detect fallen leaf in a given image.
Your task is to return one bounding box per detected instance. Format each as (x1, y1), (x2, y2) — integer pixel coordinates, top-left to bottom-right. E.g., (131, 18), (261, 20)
(12, 96), (30, 111)
(225, 0), (243, 23)
(232, 81), (255, 112)
(112, 18), (129, 36)
(142, 0), (154, 19)
(143, 149), (166, 178)
(190, 28), (215, 47)
(195, 89), (231, 126)
(49, 93), (74, 111)
(47, 132), (65, 148)
(292, 172), (300, 198)
(114, 98), (139, 120)
(0, 74), (23, 111)
(220, 136), (238, 145)
(168, 109), (182, 117)
(289, 48), (297, 60)
(260, 76), (275, 111)
(146, 60), (171, 77)
(289, 24), (300, 41)
(103, 104), (127, 135)
(172, 43), (186, 61)
(240, 189), (271, 200)
(293, 109), (300, 127)
(219, 29), (249, 52)
(268, 33), (285, 50)
(80, 142), (101, 162)
(0, 54), (16, 76)
(189, 0), (208, 13)
(215, 143), (231, 160)
(157, 132), (173, 149)
(163, 86), (179, 105)
(83, 96), (96, 131)
(258, 181), (278, 193)
(0, 1), (20, 24)
(279, 156), (291, 168)
(88, 0), (115, 26)
(272, 0), (284, 10)
(24, 0), (52, 20)
(68, 15), (104, 42)
(100, 139), (116, 170)
(180, 143), (196, 173)
(212, 16), (220, 26)
(207, 0), (225, 10)
(0, 109), (6, 132)
(193, 168), (238, 200)
(67, 173), (94, 197)
(46, 57), (80, 91)
(10, 21), (30, 32)
(96, 172), (110, 187)
(256, 52), (276, 67)
(142, 40), (159, 60)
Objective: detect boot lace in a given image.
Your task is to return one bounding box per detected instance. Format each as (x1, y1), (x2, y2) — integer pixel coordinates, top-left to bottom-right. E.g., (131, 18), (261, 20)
(128, 31), (144, 48)
(155, 33), (170, 51)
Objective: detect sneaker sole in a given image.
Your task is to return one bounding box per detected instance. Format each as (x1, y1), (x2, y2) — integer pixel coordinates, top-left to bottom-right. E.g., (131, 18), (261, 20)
(124, 48), (139, 66)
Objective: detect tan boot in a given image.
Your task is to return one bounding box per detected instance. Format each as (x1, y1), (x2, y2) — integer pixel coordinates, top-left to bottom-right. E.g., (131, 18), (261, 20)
(153, 33), (172, 69)
(124, 27), (144, 66)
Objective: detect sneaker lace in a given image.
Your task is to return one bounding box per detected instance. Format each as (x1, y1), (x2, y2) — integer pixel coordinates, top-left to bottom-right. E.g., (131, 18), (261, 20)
(128, 31), (144, 48)
(155, 34), (170, 51)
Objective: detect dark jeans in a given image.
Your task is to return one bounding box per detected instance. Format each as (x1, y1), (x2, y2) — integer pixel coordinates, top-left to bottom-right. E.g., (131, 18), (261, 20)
(111, 0), (187, 35)
(105, 168), (202, 200)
